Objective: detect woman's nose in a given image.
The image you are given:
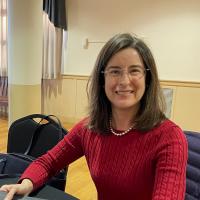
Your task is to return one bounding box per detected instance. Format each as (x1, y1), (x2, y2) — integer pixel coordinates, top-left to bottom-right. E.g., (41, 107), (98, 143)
(118, 71), (131, 83)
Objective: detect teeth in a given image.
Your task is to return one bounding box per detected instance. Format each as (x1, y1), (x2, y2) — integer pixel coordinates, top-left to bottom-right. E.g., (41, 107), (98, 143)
(116, 91), (133, 94)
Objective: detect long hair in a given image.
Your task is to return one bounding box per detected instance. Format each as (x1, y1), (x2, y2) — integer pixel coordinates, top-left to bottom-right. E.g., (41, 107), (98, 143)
(87, 33), (166, 133)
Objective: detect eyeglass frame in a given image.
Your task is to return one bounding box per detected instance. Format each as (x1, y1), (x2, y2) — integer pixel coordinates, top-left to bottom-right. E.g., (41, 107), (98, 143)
(101, 66), (150, 81)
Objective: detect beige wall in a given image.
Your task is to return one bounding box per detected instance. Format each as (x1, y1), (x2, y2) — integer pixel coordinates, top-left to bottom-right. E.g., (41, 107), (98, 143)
(9, 84), (41, 123)
(43, 76), (200, 132)
(65, 0), (200, 82)
(8, 0), (42, 85)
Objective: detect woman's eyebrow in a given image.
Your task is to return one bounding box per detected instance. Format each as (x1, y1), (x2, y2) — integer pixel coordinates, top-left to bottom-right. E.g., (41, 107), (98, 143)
(129, 64), (143, 68)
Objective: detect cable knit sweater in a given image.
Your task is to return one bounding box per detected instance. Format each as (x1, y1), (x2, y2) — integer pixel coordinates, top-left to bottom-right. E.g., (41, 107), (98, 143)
(20, 119), (188, 200)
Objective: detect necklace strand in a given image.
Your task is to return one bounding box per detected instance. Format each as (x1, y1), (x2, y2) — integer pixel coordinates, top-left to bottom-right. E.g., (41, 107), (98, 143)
(109, 119), (135, 136)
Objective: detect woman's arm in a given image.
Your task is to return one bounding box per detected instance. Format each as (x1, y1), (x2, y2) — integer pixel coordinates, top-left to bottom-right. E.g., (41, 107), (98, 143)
(1, 121), (85, 196)
(19, 124), (85, 190)
(152, 126), (188, 200)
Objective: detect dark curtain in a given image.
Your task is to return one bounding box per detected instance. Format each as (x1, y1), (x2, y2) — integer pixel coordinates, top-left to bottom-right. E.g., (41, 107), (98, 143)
(43, 0), (67, 30)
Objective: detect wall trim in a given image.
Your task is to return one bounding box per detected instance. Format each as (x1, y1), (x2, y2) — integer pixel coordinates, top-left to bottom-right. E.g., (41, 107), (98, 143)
(160, 80), (200, 88)
(62, 74), (89, 80)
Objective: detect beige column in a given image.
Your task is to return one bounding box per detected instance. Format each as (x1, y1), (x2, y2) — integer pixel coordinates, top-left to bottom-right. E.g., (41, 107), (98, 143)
(7, 0), (43, 124)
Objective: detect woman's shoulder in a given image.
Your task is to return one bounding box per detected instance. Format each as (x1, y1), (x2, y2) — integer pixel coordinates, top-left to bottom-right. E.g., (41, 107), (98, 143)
(153, 119), (187, 144)
(155, 119), (181, 132)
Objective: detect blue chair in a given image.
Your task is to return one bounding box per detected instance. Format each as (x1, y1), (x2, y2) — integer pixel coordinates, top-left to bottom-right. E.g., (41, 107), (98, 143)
(185, 131), (200, 200)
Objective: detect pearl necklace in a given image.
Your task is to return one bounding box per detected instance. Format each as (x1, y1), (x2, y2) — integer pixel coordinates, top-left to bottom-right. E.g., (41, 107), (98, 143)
(109, 119), (135, 136)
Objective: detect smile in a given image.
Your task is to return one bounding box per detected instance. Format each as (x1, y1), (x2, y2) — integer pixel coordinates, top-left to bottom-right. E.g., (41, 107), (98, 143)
(115, 90), (134, 95)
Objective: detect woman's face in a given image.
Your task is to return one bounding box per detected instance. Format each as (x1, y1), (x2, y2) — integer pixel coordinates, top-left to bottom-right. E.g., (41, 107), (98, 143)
(104, 47), (146, 113)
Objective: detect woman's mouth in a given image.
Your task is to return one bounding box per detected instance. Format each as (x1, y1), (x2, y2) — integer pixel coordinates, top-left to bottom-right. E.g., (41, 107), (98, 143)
(115, 90), (134, 95)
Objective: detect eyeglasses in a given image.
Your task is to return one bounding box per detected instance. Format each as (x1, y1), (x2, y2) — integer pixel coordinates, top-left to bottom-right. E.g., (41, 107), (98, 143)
(102, 66), (150, 81)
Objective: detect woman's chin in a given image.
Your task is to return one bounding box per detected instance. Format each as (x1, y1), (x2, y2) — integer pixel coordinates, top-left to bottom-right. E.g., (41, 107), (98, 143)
(112, 101), (139, 111)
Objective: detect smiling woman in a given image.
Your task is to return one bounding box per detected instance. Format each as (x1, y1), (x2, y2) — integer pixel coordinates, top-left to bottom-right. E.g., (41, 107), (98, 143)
(0, 33), (188, 200)
(88, 33), (166, 133)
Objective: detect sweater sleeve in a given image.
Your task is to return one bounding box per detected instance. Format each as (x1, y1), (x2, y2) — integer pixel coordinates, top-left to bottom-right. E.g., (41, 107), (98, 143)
(19, 121), (85, 190)
(152, 126), (188, 200)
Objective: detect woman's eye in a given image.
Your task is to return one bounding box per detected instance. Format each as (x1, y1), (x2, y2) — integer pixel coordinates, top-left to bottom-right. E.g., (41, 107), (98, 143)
(110, 70), (121, 75)
(130, 69), (141, 75)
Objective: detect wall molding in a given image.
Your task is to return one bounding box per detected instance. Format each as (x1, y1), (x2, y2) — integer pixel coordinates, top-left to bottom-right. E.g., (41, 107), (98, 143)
(160, 80), (200, 88)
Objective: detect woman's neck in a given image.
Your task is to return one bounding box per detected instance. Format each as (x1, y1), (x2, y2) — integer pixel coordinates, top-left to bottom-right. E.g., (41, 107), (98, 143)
(111, 108), (137, 130)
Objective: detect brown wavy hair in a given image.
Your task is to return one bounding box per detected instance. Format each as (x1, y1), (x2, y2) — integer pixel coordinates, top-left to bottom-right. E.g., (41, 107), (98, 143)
(87, 33), (166, 133)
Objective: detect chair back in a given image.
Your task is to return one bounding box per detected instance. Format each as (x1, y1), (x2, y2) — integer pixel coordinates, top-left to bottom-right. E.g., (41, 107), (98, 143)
(7, 114), (68, 191)
(185, 131), (200, 200)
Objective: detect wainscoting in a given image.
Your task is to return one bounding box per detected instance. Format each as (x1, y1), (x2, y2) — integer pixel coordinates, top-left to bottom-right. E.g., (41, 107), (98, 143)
(161, 80), (200, 132)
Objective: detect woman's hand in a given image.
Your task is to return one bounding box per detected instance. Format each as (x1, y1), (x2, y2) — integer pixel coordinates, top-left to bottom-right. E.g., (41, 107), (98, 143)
(0, 179), (33, 200)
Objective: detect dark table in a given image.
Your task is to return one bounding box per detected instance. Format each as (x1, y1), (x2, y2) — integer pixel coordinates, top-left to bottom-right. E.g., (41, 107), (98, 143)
(0, 178), (79, 200)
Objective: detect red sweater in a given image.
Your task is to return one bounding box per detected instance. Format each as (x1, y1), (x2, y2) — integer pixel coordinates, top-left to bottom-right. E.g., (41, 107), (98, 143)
(21, 119), (188, 200)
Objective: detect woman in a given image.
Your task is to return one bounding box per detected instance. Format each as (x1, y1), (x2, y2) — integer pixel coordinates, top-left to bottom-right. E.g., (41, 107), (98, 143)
(0, 33), (188, 200)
